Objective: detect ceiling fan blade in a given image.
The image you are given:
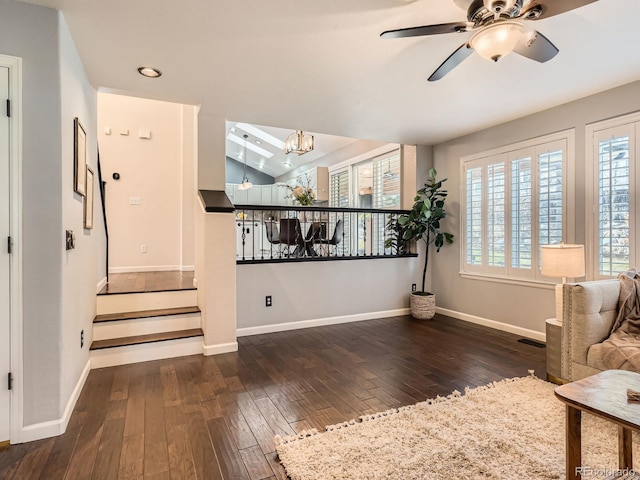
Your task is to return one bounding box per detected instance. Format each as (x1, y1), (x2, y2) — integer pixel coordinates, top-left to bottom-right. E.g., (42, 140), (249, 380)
(428, 43), (474, 82)
(513, 30), (559, 63)
(522, 0), (598, 20)
(381, 22), (470, 39)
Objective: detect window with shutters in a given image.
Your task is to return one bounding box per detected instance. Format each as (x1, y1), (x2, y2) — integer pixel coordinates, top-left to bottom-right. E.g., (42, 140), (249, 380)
(461, 130), (574, 283)
(586, 113), (640, 279)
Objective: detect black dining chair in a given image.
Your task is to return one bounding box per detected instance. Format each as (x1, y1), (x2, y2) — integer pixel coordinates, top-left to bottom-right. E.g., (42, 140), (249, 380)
(265, 221), (282, 257)
(315, 219), (344, 256)
(279, 218), (304, 257)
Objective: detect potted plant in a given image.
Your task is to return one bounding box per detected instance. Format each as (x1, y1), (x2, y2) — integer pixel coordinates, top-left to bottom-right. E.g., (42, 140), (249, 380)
(398, 168), (454, 319)
(384, 213), (408, 255)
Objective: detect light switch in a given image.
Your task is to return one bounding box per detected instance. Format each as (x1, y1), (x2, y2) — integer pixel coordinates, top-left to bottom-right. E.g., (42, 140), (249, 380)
(120, 129), (129, 136)
(104, 127), (111, 135)
(139, 129), (151, 140)
(129, 196), (141, 205)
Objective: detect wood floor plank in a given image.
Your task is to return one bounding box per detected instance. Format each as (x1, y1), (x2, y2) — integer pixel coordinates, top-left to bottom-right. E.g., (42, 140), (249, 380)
(185, 410), (223, 480)
(239, 445), (273, 480)
(11, 438), (55, 480)
(207, 417), (250, 480)
(91, 417), (126, 480)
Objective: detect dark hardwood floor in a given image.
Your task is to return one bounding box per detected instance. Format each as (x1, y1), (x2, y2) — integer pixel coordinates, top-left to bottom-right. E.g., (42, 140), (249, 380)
(99, 271), (195, 295)
(0, 314), (546, 479)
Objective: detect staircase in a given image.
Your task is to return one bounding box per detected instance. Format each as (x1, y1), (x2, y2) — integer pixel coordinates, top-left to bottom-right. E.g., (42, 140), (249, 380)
(90, 286), (203, 368)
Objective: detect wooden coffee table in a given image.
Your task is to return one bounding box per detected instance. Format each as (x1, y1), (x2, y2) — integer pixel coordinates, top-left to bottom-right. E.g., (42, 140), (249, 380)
(555, 370), (640, 480)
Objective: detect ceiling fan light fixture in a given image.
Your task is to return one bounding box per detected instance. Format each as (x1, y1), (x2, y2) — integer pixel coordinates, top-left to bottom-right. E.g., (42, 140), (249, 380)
(284, 130), (314, 156)
(470, 21), (524, 62)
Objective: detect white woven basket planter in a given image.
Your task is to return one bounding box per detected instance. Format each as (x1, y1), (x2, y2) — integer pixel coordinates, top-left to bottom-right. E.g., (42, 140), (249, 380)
(410, 292), (435, 320)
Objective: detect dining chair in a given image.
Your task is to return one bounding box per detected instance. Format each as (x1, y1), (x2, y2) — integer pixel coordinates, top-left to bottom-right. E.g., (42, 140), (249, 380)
(264, 221), (282, 258)
(279, 218), (304, 257)
(315, 219), (344, 256)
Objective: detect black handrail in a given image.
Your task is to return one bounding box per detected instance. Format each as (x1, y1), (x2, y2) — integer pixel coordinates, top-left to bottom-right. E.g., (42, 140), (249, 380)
(97, 148), (109, 283)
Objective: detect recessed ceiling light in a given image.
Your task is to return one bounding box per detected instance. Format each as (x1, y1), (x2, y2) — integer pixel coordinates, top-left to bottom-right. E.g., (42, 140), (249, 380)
(255, 140), (262, 145)
(229, 127), (236, 132)
(138, 67), (162, 78)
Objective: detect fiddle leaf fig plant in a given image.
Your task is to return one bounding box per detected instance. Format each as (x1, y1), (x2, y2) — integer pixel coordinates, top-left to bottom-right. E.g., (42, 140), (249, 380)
(398, 168), (454, 293)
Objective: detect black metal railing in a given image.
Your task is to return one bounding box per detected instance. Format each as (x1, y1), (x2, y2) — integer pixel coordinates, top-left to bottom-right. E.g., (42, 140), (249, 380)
(233, 205), (417, 264)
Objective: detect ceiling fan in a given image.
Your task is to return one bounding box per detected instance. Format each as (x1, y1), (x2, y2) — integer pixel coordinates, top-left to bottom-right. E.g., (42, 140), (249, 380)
(381, 0), (598, 81)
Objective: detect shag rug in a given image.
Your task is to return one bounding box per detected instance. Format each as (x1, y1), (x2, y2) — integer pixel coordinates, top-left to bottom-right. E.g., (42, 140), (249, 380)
(275, 374), (638, 480)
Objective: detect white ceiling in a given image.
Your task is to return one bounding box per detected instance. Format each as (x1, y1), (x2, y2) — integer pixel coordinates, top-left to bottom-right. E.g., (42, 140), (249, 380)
(23, 0), (640, 148)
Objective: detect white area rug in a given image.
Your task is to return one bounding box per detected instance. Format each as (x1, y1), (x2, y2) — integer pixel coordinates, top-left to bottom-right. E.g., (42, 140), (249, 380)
(276, 374), (638, 480)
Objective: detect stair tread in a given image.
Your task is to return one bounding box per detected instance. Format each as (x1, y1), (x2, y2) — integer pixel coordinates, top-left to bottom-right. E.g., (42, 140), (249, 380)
(98, 287), (196, 296)
(90, 328), (203, 350)
(94, 306), (200, 323)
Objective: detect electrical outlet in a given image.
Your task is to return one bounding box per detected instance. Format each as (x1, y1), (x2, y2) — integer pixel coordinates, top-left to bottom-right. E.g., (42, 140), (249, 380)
(141, 244), (147, 253)
(265, 295), (272, 307)
(80, 329), (84, 348)
(412, 283), (417, 292)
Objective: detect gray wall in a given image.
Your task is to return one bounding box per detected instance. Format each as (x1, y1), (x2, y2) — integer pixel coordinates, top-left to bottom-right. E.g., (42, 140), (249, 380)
(1, 0), (100, 427)
(1, 0), (63, 425)
(430, 79), (640, 336)
(59, 12), (99, 419)
(236, 258), (421, 329)
(225, 156), (274, 185)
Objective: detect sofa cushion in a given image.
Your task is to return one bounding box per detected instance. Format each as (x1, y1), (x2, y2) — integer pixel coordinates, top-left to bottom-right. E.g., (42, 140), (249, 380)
(587, 331), (640, 372)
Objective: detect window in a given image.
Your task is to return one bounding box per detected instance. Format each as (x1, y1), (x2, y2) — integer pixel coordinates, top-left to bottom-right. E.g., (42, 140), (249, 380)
(587, 113), (640, 278)
(461, 131), (574, 282)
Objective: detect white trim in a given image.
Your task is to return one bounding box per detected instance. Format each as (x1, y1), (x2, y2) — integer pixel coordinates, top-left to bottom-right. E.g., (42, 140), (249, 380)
(18, 360), (90, 443)
(459, 272), (559, 290)
(436, 307), (545, 342)
(109, 265), (183, 274)
(180, 265), (194, 272)
(236, 308), (411, 337)
(89, 336), (204, 369)
(585, 110), (640, 280)
(202, 341), (238, 356)
(1, 54), (24, 445)
(96, 276), (107, 293)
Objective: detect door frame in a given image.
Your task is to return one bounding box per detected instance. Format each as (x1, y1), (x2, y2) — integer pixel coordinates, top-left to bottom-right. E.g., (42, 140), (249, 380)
(1, 54), (23, 444)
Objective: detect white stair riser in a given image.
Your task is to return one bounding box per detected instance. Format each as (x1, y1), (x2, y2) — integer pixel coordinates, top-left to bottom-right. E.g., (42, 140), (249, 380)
(93, 313), (201, 341)
(90, 336), (203, 369)
(97, 290), (197, 315)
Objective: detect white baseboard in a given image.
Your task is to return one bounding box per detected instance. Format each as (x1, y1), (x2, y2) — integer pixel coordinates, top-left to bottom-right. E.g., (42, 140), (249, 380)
(96, 276), (107, 293)
(108, 265), (182, 274)
(19, 360), (90, 443)
(180, 265), (194, 272)
(236, 308), (411, 337)
(436, 307), (546, 342)
(203, 341), (238, 356)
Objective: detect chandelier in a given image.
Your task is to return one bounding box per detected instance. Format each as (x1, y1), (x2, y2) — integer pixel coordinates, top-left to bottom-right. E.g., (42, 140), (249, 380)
(284, 130), (314, 156)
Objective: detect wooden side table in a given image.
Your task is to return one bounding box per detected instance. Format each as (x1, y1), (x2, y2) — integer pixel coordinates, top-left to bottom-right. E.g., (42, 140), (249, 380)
(555, 370), (640, 480)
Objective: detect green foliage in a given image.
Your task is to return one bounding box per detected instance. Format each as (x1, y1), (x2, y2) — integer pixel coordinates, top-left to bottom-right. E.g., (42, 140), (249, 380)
(398, 168), (454, 292)
(384, 213), (408, 255)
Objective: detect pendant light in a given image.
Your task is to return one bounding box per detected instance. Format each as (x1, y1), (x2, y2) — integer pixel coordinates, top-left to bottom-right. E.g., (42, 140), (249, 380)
(238, 134), (253, 190)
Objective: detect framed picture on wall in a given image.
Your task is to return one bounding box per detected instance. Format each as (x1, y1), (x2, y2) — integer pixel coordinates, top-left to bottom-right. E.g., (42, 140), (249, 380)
(84, 166), (94, 229)
(74, 117), (87, 196)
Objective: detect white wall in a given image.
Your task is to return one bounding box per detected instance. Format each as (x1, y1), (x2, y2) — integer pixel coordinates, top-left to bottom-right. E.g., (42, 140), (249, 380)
(59, 12), (98, 423)
(236, 258), (421, 331)
(430, 79), (640, 337)
(98, 93), (196, 272)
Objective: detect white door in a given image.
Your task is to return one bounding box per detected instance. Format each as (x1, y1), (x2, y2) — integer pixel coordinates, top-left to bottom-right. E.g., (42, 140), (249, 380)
(0, 66), (11, 443)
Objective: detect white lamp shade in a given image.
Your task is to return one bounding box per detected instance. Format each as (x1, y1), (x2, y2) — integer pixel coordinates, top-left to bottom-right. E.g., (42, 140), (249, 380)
(470, 21), (524, 61)
(541, 244), (585, 279)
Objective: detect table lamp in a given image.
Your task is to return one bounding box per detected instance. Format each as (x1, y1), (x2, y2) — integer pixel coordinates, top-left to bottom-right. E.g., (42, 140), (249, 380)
(541, 244), (586, 322)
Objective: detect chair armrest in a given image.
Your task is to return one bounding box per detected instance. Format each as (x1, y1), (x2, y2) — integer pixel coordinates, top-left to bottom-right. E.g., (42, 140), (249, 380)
(561, 279), (619, 380)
